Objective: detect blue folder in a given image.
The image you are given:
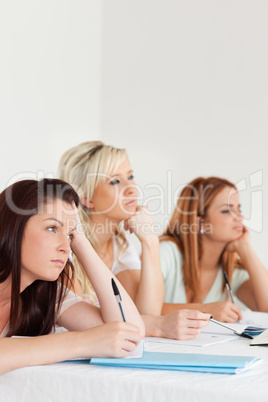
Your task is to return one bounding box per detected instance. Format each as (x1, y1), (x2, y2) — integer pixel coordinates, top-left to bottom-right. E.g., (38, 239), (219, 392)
(90, 351), (262, 374)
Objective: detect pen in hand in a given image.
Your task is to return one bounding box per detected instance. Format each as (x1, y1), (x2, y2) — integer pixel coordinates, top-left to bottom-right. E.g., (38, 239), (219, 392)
(209, 317), (253, 339)
(223, 270), (241, 323)
(223, 270), (235, 304)
(111, 278), (126, 322)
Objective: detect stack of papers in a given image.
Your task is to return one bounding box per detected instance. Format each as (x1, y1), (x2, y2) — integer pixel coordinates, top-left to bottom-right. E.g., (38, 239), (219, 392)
(90, 351), (262, 374)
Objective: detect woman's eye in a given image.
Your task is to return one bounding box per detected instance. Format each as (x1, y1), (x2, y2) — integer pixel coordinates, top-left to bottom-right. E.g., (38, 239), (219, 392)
(128, 174), (135, 180)
(221, 210), (230, 214)
(48, 226), (57, 233)
(110, 179), (120, 185)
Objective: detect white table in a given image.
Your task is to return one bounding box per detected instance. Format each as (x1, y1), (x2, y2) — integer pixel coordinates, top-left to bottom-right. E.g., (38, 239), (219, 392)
(1, 315), (268, 402)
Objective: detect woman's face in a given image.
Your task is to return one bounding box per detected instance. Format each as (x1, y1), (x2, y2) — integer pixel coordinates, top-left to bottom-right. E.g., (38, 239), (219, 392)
(203, 186), (244, 244)
(90, 158), (138, 222)
(20, 199), (76, 288)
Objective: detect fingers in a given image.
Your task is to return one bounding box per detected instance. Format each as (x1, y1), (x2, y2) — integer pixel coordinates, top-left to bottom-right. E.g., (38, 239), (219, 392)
(159, 310), (210, 340)
(172, 310), (210, 329)
(242, 225), (248, 234)
(208, 302), (242, 323)
(112, 323), (143, 354)
(121, 339), (140, 352)
(124, 219), (130, 232)
(124, 220), (133, 234)
(91, 322), (143, 357)
(112, 322), (143, 344)
(182, 310), (211, 322)
(222, 310), (242, 323)
(222, 302), (242, 322)
(125, 206), (157, 240)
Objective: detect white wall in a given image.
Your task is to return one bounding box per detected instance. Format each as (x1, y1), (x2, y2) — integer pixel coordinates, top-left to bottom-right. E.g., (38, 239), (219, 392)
(0, 0), (102, 190)
(100, 0), (268, 265)
(0, 1), (267, 265)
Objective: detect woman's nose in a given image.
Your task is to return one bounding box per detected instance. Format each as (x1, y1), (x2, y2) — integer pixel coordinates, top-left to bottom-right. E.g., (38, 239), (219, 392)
(124, 182), (137, 196)
(58, 235), (71, 254)
(235, 211), (244, 222)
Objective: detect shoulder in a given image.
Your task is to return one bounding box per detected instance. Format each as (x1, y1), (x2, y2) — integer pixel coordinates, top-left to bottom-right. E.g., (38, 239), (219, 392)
(57, 287), (83, 318)
(160, 240), (181, 259)
(232, 266), (250, 289)
(159, 240), (182, 278)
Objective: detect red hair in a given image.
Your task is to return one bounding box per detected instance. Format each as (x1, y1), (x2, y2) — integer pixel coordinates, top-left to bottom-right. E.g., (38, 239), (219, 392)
(162, 177), (241, 302)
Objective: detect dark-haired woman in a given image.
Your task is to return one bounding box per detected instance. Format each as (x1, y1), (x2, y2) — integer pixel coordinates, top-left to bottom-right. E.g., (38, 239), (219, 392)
(0, 178), (144, 375)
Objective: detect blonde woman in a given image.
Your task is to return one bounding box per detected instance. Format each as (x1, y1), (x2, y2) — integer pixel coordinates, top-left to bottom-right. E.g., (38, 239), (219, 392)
(160, 176), (268, 322)
(58, 141), (210, 340)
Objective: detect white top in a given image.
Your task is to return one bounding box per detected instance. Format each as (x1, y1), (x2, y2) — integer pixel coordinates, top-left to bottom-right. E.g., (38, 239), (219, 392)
(83, 236), (141, 305)
(160, 241), (250, 310)
(111, 235), (141, 275)
(1, 288), (82, 338)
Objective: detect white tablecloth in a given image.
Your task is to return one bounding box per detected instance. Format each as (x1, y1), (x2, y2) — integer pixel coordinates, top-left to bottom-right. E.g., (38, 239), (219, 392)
(1, 315), (268, 402)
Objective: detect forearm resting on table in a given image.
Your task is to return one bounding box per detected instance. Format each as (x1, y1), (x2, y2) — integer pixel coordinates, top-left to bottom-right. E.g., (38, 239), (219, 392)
(162, 302), (205, 315)
(0, 331), (82, 375)
(142, 311), (210, 340)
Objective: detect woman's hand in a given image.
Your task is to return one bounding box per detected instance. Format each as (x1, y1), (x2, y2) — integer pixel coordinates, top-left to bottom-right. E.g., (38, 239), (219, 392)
(69, 204), (89, 256)
(225, 226), (250, 254)
(123, 205), (164, 315)
(160, 310), (211, 340)
(144, 310), (211, 340)
(0, 322), (143, 375)
(78, 322), (142, 358)
(201, 301), (242, 322)
(124, 206), (157, 244)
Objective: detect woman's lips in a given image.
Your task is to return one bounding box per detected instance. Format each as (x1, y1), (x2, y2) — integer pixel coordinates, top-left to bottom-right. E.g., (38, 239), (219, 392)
(125, 199), (136, 206)
(51, 259), (65, 268)
(232, 226), (243, 231)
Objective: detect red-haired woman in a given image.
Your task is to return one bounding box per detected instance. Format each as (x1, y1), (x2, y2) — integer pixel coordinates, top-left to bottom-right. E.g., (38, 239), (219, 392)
(160, 177), (268, 322)
(0, 178), (144, 375)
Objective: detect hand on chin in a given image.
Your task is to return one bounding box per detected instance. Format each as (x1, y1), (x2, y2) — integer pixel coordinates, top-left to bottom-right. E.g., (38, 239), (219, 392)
(225, 227), (250, 253)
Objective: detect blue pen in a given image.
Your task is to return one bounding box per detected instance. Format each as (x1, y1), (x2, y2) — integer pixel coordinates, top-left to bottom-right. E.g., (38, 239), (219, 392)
(111, 278), (126, 322)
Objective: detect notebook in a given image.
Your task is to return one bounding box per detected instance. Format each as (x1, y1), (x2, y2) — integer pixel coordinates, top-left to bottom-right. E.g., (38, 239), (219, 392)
(250, 329), (268, 346)
(90, 351), (262, 374)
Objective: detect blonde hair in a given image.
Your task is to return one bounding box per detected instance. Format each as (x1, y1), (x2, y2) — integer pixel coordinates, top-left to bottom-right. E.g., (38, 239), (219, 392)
(58, 141), (129, 300)
(161, 176), (242, 302)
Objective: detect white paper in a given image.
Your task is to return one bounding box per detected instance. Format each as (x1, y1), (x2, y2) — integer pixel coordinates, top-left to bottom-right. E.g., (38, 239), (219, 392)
(145, 332), (239, 348)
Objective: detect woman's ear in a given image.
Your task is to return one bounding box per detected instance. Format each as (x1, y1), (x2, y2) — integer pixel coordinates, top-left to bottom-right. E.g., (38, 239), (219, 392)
(197, 216), (204, 234)
(80, 197), (94, 209)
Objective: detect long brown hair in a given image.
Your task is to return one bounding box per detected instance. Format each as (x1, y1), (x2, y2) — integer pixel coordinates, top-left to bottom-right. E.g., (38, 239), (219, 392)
(0, 178), (79, 336)
(162, 177), (240, 302)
